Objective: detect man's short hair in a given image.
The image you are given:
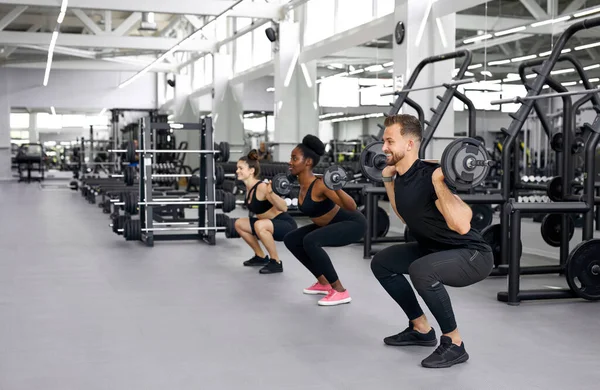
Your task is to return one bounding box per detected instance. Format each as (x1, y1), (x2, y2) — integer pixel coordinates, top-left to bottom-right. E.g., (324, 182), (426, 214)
(384, 114), (422, 143)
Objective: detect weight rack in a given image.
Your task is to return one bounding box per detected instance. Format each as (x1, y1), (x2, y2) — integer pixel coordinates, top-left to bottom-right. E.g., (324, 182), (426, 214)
(138, 116), (218, 247)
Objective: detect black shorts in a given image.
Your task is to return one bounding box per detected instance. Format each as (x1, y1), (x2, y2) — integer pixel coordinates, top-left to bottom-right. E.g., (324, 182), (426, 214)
(250, 213), (297, 241)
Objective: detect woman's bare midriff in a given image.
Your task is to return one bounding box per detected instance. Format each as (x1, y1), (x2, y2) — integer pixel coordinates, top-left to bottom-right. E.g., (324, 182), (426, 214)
(256, 208), (283, 220)
(309, 205), (340, 226)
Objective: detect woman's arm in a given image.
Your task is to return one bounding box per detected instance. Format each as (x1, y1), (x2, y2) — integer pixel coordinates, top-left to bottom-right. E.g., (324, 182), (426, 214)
(318, 180), (357, 211)
(259, 181), (288, 212)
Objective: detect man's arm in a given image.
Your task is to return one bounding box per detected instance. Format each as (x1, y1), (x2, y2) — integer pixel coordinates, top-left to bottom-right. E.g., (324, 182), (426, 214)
(432, 169), (472, 234)
(383, 177), (405, 224)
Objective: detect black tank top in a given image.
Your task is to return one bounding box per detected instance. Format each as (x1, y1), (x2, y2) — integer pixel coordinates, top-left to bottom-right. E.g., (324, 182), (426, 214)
(245, 181), (272, 215)
(298, 178), (336, 218)
(394, 159), (491, 253)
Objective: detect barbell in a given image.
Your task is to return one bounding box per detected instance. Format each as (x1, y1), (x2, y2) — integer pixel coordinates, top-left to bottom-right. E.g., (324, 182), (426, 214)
(113, 190), (241, 214)
(360, 137), (495, 191)
(109, 141), (240, 163)
(270, 166), (362, 197)
(118, 219), (227, 241)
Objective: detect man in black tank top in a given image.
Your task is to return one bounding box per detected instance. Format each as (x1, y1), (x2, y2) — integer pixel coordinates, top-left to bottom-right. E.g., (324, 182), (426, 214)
(370, 114), (493, 369)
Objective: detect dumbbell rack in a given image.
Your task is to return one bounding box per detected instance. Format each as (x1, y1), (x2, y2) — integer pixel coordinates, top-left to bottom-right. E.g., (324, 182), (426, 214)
(138, 116), (218, 247)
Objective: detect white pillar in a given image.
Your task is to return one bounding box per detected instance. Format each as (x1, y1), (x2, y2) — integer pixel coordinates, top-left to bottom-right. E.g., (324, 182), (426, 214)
(393, 0), (456, 159)
(0, 69), (11, 180)
(212, 53), (245, 161)
(273, 21), (319, 162)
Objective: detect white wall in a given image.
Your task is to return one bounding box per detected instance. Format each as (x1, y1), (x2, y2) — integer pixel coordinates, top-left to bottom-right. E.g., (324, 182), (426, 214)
(242, 76), (274, 112)
(1, 68), (157, 110)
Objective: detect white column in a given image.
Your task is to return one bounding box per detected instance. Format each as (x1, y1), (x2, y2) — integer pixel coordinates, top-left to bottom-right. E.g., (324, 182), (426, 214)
(212, 53), (245, 161)
(0, 69), (11, 180)
(393, 0), (456, 159)
(273, 21), (319, 162)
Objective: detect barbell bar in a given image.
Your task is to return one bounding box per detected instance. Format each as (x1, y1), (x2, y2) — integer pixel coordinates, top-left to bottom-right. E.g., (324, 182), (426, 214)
(380, 78), (476, 97)
(490, 87), (600, 105)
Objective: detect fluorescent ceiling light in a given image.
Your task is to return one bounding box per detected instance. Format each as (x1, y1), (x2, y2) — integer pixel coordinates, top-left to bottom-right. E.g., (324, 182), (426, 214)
(435, 18), (448, 48)
(50, 106), (56, 115)
(266, 87), (274, 92)
(366, 64), (384, 72)
(463, 33), (493, 44)
(526, 74), (536, 79)
(488, 59), (510, 66)
(348, 68), (365, 75)
(388, 69), (394, 73)
(329, 63), (344, 69)
(574, 7), (600, 18)
(464, 71), (474, 76)
(511, 54), (537, 63)
(531, 16), (571, 28)
(480, 71), (492, 77)
(550, 68), (575, 75)
(562, 81), (577, 86)
(383, 62), (394, 67)
(584, 64), (600, 70)
(539, 50), (552, 57)
(506, 73), (520, 79)
(575, 41), (600, 51)
(468, 64), (483, 70)
(562, 48), (572, 53)
(495, 26), (526, 37)
(590, 78), (600, 82)
(300, 63), (313, 88)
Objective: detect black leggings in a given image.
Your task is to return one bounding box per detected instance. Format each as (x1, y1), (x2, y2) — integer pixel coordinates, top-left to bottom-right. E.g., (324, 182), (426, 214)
(284, 208), (367, 283)
(370, 243), (493, 334)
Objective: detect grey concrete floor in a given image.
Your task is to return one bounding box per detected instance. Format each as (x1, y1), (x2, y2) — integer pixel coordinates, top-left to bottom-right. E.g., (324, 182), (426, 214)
(0, 180), (599, 390)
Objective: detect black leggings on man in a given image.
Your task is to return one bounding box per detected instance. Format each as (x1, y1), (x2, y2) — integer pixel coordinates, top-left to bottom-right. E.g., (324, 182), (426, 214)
(370, 243), (493, 334)
(284, 209), (366, 283)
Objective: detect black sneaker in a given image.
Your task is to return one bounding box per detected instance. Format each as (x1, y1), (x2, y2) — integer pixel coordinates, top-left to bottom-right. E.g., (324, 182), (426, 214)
(421, 336), (469, 368)
(383, 322), (437, 347)
(243, 255), (269, 267)
(259, 259), (283, 274)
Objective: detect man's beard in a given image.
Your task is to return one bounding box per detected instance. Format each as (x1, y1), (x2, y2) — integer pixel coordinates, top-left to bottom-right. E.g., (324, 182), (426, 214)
(387, 151), (404, 166)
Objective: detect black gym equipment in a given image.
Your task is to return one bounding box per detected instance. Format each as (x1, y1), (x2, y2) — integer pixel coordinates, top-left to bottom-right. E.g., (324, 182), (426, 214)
(565, 239), (600, 301)
(470, 204), (493, 231)
(540, 213), (575, 247)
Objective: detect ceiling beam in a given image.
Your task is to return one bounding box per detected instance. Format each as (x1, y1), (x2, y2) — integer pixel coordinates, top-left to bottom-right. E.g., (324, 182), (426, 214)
(1, 59), (174, 72)
(330, 47), (393, 61)
(458, 33), (531, 51)
(562, 0), (588, 15)
(301, 13), (394, 63)
(432, 0), (491, 20)
(104, 11), (111, 33)
(456, 15), (533, 32)
(520, 0), (548, 20)
(71, 9), (104, 35)
(0, 30), (215, 51)
(0, 5), (28, 30)
(0, 0), (282, 19)
(111, 12), (141, 36)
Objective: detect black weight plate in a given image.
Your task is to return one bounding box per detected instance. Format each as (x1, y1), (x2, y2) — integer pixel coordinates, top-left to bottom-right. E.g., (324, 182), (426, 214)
(216, 213), (229, 227)
(125, 192), (138, 215)
(550, 132), (563, 153)
(215, 189), (223, 203)
(481, 224), (522, 266)
(541, 213), (575, 247)
(470, 204), (493, 232)
(215, 165), (225, 186)
(124, 166), (135, 186)
(126, 141), (136, 162)
(125, 219), (142, 241)
(324, 165), (347, 191)
(360, 141), (386, 183)
(219, 141), (230, 163)
(571, 136), (585, 154)
(222, 192), (236, 213)
(272, 173), (291, 196)
(566, 239), (600, 301)
(112, 215), (120, 235)
(547, 176), (563, 202)
(358, 206), (390, 238)
(225, 217), (240, 238)
(442, 138), (490, 192)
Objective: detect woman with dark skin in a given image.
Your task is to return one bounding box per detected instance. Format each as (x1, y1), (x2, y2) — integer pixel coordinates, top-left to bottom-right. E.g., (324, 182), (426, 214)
(283, 135), (367, 306)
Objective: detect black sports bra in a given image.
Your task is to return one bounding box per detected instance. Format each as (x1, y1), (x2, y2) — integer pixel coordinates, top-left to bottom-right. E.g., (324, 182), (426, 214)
(245, 181), (272, 215)
(298, 178), (336, 218)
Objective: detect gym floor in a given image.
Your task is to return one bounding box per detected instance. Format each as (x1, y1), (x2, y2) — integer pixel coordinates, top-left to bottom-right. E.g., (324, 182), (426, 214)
(1, 181), (599, 390)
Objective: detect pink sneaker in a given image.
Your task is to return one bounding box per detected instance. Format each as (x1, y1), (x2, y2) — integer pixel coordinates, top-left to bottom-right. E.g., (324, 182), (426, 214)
(303, 282), (332, 295)
(318, 290), (352, 306)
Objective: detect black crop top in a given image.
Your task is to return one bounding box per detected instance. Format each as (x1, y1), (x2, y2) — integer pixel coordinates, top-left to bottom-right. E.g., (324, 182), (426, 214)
(298, 178), (336, 218)
(245, 181), (273, 215)
(393, 159), (491, 253)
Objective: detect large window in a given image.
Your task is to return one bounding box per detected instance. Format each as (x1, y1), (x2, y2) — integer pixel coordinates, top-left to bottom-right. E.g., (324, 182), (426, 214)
(304, 0), (335, 46)
(376, 0), (394, 17)
(62, 115), (86, 128)
(36, 113), (62, 129)
(235, 32), (253, 73)
(253, 25), (272, 66)
(193, 57), (205, 89)
(319, 77), (360, 107)
(10, 113), (30, 129)
(336, 0), (374, 33)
